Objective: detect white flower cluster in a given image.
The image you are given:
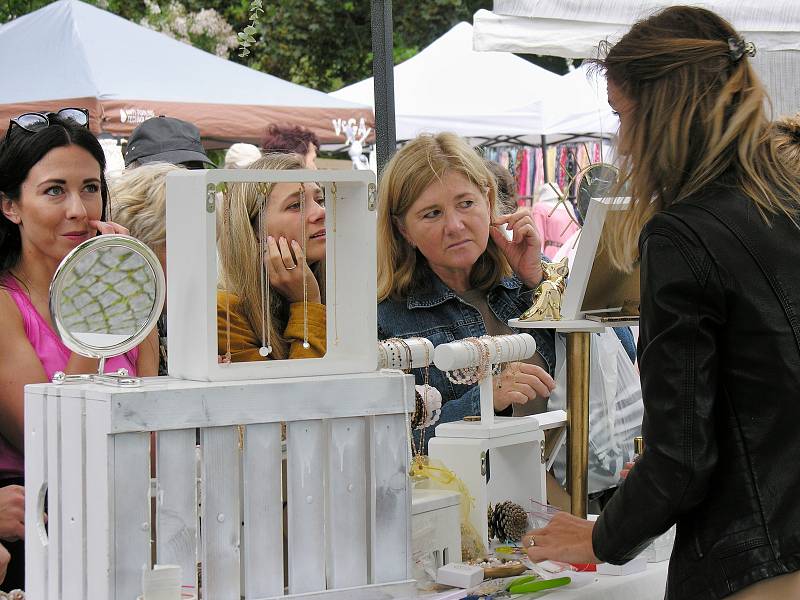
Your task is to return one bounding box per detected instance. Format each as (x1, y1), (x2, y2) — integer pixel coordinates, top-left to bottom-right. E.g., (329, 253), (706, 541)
(144, 0), (160, 15)
(139, 1), (238, 58)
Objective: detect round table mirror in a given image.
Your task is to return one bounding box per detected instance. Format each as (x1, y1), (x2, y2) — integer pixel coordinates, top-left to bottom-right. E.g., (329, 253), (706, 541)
(49, 234), (165, 386)
(574, 163), (620, 223)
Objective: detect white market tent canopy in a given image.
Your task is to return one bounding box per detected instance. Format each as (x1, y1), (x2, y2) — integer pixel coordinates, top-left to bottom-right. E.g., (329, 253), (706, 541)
(331, 22), (618, 144)
(473, 1), (800, 119)
(0, 0), (373, 145)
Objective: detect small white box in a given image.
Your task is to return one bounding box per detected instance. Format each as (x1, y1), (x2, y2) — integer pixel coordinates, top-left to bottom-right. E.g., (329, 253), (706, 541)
(597, 555), (647, 576)
(436, 563), (484, 588)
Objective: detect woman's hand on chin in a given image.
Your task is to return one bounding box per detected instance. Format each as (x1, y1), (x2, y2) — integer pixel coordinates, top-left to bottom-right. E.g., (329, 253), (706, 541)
(490, 208), (544, 288)
(492, 361), (556, 411)
(88, 220), (130, 236)
(265, 236), (321, 304)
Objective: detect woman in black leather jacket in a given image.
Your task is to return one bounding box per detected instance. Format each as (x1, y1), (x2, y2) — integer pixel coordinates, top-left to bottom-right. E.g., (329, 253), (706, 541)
(523, 6), (800, 599)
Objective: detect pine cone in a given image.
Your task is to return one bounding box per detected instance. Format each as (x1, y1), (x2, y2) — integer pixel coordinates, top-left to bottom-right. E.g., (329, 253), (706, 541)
(489, 501), (528, 542)
(487, 503), (502, 541)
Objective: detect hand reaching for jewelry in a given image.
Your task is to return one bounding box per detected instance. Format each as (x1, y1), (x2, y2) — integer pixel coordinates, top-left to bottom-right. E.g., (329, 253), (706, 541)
(88, 220), (130, 236)
(265, 236), (321, 304)
(489, 208), (544, 289)
(492, 361), (556, 412)
(523, 511), (600, 565)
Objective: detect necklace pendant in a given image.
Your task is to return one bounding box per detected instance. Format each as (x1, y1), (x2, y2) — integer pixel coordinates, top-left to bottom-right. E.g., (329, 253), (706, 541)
(259, 345), (272, 357)
(302, 341), (311, 349)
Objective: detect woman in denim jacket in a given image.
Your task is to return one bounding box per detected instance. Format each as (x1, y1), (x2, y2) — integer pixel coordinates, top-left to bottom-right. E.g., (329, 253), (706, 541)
(376, 133), (558, 447)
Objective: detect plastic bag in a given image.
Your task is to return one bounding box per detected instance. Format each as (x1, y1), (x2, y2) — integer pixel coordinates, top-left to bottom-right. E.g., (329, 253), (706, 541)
(549, 329), (643, 493)
(411, 456), (487, 561)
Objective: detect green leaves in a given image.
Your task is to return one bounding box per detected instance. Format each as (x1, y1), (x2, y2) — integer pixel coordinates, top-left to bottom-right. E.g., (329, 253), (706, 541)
(237, 0), (264, 57)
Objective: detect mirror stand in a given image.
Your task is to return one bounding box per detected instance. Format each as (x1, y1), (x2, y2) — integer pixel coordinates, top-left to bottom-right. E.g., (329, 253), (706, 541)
(52, 357), (141, 387)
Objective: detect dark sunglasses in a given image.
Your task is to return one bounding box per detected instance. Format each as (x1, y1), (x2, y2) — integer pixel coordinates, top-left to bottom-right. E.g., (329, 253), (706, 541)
(5, 107), (90, 140)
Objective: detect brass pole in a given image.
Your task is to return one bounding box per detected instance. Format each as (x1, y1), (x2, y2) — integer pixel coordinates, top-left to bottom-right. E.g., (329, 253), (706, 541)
(566, 332), (591, 518)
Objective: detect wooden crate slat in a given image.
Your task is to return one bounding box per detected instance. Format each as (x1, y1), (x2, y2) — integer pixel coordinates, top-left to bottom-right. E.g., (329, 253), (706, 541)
(156, 428), (198, 591)
(241, 423), (283, 598)
(287, 420), (326, 594)
(112, 432), (151, 600)
(326, 417), (368, 588)
(200, 426), (241, 600)
(369, 415), (410, 584)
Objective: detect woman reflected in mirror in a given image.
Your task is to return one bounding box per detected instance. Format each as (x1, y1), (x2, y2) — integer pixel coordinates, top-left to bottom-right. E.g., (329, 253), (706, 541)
(0, 110), (158, 589)
(217, 153), (326, 361)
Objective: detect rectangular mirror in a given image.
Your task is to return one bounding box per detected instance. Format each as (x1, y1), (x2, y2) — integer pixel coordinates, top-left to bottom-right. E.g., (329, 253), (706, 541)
(166, 169), (377, 381)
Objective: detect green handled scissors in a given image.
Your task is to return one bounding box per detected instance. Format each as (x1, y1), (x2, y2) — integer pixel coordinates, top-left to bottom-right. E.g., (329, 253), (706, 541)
(506, 575), (571, 594)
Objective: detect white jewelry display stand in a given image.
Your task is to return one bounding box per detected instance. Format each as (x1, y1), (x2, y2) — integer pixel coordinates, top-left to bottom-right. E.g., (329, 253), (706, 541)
(25, 169), (416, 600)
(426, 335), (567, 545)
(510, 197), (639, 517)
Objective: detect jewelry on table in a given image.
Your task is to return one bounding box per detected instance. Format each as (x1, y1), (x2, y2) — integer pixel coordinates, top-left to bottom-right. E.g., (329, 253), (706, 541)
(411, 389), (424, 429)
(445, 337), (491, 385)
(388, 337), (421, 462)
(483, 335), (503, 375)
(512, 334), (524, 361)
(394, 337), (413, 374)
(465, 337), (491, 382)
(377, 341), (389, 368)
(412, 337), (433, 436)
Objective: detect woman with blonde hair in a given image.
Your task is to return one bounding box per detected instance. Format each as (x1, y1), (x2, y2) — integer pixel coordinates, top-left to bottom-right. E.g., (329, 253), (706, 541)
(109, 162), (183, 375)
(217, 153), (326, 361)
(377, 132), (557, 441)
(524, 7), (800, 599)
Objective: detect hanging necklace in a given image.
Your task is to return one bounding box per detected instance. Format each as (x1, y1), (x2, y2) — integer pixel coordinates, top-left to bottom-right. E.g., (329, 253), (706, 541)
(257, 187), (272, 357)
(300, 182), (310, 349)
(223, 193), (233, 363)
(414, 337), (431, 469)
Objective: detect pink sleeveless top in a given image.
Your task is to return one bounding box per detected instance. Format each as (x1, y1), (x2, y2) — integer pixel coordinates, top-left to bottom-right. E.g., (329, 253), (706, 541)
(0, 276), (139, 479)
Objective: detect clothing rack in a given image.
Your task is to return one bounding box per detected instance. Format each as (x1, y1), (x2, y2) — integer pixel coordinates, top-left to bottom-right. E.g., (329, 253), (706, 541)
(482, 139), (608, 205)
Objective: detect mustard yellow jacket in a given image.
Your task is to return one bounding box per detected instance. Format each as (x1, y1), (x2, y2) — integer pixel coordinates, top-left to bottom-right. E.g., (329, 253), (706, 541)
(216, 290), (326, 362)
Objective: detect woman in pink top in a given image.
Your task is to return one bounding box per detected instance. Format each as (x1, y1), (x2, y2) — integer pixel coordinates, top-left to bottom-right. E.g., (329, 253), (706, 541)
(0, 110), (158, 589)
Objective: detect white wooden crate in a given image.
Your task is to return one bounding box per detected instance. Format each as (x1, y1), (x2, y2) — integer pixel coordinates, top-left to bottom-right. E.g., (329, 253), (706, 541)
(25, 372), (416, 600)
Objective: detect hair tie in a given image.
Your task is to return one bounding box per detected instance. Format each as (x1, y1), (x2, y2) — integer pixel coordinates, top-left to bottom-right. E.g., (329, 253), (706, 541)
(728, 36), (756, 62)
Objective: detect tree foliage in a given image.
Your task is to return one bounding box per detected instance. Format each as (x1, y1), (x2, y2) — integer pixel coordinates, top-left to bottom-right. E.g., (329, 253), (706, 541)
(2, 1), (543, 92)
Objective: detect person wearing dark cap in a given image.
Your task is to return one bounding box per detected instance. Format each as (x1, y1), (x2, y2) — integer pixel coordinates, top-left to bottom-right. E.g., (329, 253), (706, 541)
(124, 116), (214, 169)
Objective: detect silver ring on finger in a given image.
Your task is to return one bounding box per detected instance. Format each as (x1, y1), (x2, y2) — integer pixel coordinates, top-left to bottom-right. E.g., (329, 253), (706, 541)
(284, 264), (297, 271)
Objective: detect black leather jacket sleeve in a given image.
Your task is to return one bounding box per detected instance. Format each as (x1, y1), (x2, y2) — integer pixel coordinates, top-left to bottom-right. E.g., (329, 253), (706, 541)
(593, 216), (726, 564)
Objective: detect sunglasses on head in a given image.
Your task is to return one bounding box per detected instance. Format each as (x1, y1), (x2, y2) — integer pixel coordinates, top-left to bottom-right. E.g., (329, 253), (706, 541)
(5, 107), (90, 140)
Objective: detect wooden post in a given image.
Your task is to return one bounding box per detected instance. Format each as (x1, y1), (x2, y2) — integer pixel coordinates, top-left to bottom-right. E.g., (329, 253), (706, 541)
(566, 332), (591, 518)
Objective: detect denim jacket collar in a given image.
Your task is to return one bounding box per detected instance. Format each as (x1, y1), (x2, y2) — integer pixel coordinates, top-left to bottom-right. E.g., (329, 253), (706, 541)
(406, 268), (524, 310)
